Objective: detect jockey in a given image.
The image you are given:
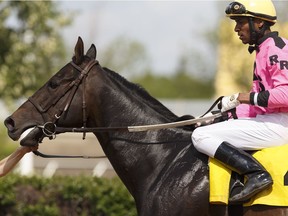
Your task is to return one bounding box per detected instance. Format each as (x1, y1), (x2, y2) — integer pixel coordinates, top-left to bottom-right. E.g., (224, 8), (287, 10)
(192, 0), (288, 204)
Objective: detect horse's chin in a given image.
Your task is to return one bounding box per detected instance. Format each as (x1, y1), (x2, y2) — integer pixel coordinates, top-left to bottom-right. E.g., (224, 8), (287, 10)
(19, 127), (43, 146)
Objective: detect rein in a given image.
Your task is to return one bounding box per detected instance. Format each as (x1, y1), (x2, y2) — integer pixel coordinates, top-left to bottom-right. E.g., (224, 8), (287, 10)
(40, 95), (224, 135)
(33, 113), (222, 159)
(33, 97), (225, 159)
(44, 111), (223, 134)
(33, 149), (107, 159)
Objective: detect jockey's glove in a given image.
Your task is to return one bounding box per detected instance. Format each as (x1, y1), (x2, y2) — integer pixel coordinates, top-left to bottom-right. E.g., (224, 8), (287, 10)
(221, 93), (240, 112)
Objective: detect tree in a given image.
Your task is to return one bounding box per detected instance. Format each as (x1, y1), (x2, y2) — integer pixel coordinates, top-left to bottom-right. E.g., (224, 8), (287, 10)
(133, 71), (213, 99)
(0, 1), (71, 105)
(99, 36), (150, 78)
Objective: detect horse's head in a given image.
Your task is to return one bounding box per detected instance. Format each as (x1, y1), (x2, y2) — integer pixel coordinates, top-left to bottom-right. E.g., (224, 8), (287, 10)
(4, 37), (98, 146)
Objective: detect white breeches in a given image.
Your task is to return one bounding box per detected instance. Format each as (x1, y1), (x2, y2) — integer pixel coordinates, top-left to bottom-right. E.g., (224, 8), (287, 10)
(191, 113), (288, 157)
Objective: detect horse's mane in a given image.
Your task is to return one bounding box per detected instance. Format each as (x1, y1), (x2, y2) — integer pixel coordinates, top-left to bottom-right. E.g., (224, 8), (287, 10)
(103, 67), (179, 121)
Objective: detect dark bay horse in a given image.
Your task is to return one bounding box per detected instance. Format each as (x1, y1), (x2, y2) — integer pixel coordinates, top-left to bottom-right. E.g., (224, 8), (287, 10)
(4, 37), (288, 216)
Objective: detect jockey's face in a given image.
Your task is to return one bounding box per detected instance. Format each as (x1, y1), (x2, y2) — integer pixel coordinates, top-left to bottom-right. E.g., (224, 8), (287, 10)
(233, 17), (250, 44)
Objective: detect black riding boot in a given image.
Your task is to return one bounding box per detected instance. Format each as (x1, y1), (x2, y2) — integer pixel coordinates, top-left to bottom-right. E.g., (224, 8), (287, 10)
(214, 142), (273, 204)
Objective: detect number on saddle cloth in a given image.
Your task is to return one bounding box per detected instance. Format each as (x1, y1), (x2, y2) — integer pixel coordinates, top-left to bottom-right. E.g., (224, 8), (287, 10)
(285, 171), (288, 186)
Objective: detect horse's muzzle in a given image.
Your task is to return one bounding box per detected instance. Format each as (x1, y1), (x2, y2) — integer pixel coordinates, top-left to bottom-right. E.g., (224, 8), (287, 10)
(4, 116), (18, 140)
(4, 116), (43, 146)
(4, 116), (15, 132)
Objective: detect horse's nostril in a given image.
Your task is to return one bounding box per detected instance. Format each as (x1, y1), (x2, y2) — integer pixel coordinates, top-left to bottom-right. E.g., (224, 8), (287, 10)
(4, 117), (15, 131)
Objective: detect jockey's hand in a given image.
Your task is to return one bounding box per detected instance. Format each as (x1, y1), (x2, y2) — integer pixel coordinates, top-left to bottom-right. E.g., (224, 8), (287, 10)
(221, 93), (240, 112)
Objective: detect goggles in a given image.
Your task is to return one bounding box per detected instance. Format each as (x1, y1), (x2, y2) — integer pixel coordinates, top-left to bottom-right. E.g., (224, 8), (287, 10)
(225, 2), (247, 15)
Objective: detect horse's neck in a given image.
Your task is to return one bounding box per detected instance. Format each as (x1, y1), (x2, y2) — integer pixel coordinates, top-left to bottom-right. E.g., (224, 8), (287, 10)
(97, 68), (178, 126)
(91, 69), (194, 194)
(99, 127), (193, 196)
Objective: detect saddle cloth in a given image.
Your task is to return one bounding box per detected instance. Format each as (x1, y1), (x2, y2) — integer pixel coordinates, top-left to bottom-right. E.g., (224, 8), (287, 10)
(209, 144), (288, 206)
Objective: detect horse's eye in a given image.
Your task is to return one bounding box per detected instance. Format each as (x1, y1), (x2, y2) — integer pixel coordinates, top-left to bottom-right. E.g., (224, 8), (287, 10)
(48, 80), (59, 89)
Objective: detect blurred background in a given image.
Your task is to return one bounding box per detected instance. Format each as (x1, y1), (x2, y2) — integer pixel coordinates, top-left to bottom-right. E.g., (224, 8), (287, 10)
(0, 0), (288, 177)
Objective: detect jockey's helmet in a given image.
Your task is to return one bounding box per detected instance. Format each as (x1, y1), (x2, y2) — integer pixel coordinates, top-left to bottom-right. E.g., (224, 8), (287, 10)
(225, 0), (277, 24)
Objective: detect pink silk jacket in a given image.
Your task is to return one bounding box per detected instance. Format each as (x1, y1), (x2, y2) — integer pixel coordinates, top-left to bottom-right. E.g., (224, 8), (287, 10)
(236, 32), (288, 118)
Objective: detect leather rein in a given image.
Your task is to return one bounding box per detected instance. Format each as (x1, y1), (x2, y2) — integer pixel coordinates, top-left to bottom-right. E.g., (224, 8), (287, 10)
(31, 60), (225, 159)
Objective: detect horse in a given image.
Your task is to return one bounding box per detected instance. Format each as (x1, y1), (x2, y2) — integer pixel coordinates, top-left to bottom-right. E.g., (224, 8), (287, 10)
(4, 37), (288, 216)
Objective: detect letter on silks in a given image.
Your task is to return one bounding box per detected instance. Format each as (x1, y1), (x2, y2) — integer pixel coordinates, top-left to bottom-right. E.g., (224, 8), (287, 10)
(269, 55), (288, 70)
(269, 55), (279, 65)
(280, 60), (288, 70)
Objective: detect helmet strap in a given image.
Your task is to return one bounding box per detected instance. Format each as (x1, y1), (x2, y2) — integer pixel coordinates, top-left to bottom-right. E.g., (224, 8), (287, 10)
(248, 17), (257, 45)
(248, 17), (270, 45)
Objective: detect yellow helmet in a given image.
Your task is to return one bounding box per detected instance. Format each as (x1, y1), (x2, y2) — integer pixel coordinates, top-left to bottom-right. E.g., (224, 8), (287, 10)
(225, 0), (277, 23)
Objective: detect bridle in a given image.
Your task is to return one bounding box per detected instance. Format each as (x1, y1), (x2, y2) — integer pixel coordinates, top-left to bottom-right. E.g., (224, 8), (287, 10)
(29, 59), (98, 141)
(28, 59), (105, 158)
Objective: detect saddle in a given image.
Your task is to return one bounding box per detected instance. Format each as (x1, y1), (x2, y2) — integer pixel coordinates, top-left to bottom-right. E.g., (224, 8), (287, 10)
(209, 144), (288, 206)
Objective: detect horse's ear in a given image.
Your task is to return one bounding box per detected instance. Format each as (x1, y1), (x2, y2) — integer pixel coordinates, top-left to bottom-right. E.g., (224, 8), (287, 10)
(86, 44), (97, 60)
(73, 37), (84, 64)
